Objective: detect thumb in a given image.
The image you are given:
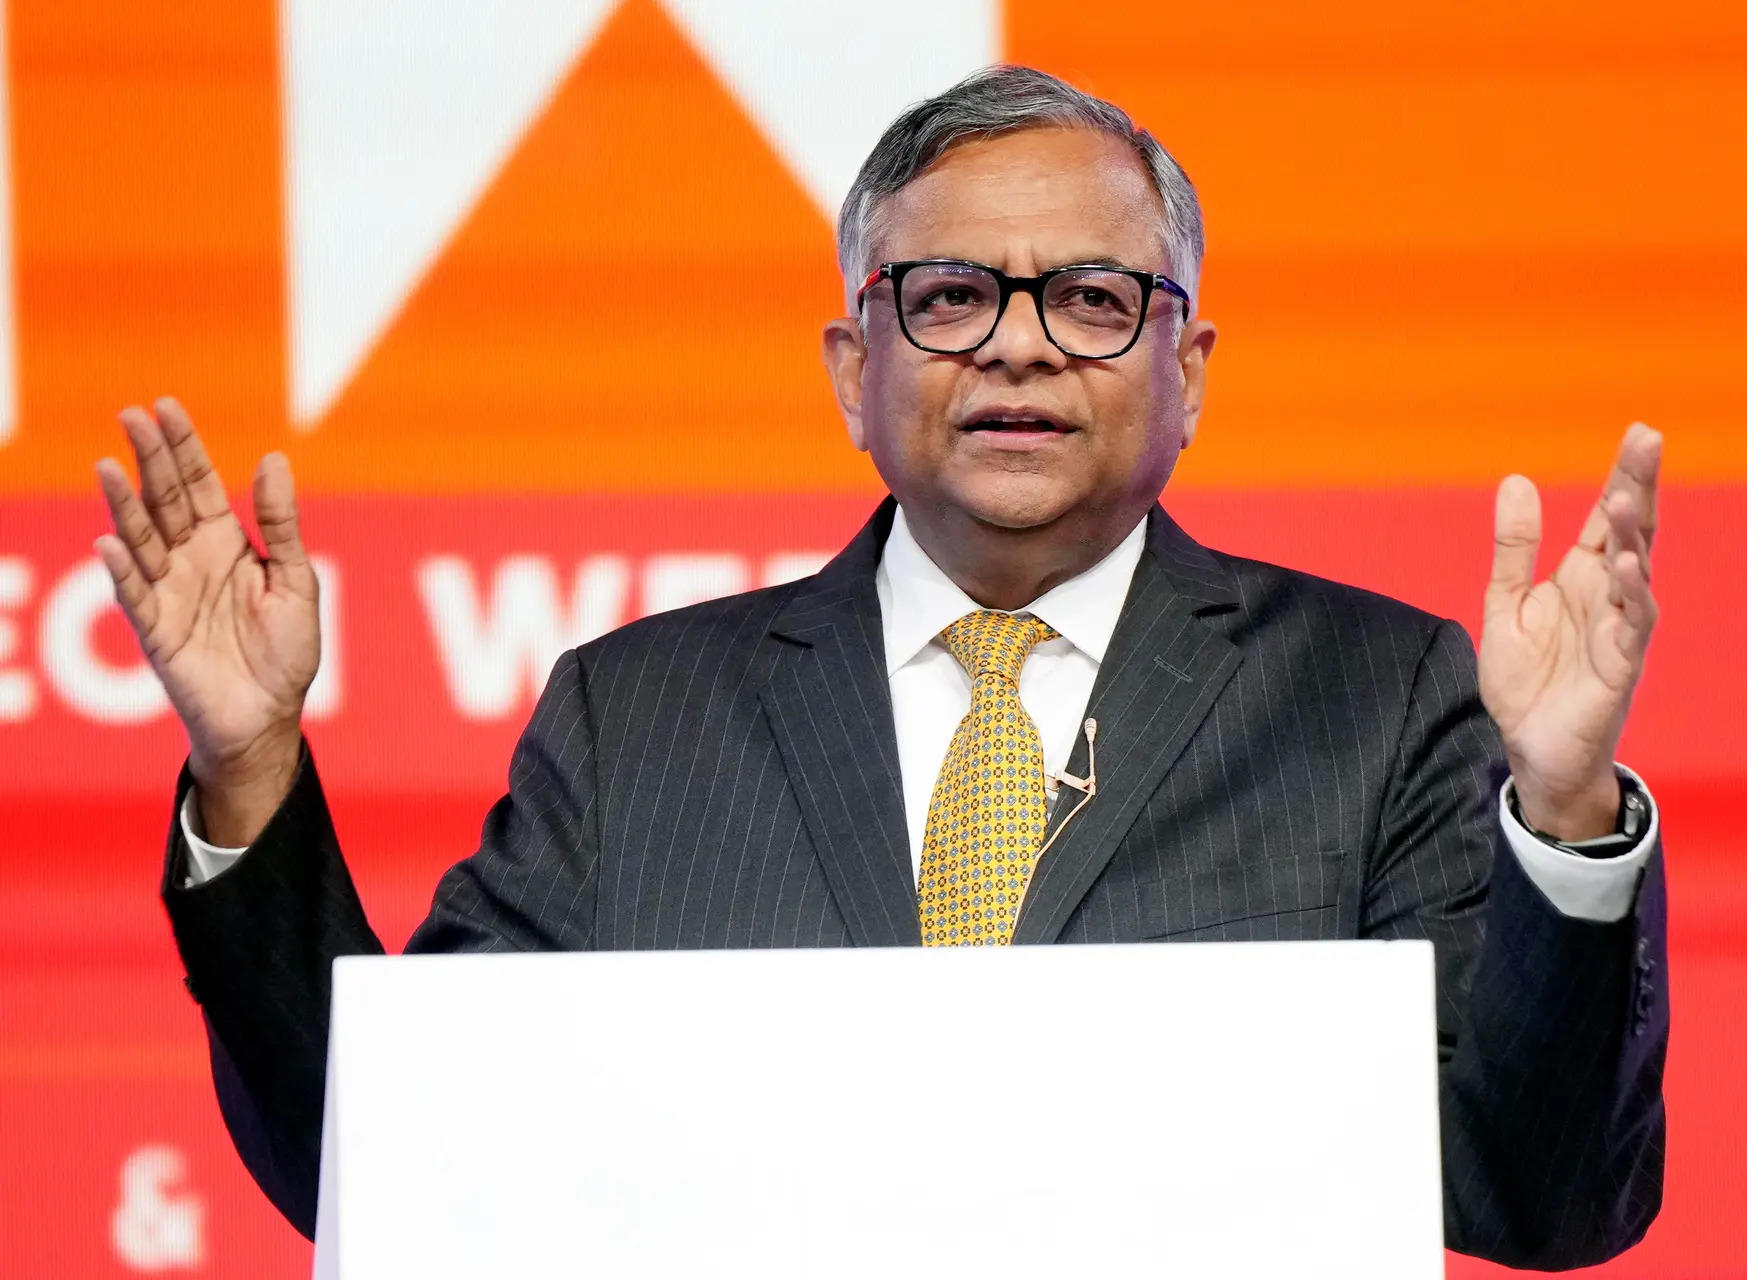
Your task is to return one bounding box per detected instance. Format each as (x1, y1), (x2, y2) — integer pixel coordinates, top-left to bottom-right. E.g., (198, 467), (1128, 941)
(1487, 474), (1541, 616)
(252, 453), (316, 598)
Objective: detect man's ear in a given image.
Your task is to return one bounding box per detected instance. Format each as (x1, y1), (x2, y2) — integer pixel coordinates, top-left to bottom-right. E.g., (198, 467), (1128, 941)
(1175, 318), (1218, 448)
(822, 316), (869, 451)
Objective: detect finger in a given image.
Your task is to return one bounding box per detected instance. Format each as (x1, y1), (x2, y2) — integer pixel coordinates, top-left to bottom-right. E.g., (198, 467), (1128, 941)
(1602, 491), (1623, 605)
(95, 456), (171, 583)
(252, 453), (316, 598)
(154, 396), (232, 524)
(1604, 491), (1648, 607)
(1579, 423), (1662, 554)
(1487, 474), (1541, 615)
(119, 405), (196, 548)
(1606, 546), (1657, 666)
(94, 533), (161, 637)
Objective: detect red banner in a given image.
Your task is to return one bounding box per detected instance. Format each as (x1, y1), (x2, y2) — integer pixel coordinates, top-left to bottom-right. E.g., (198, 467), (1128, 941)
(3, 488), (1739, 796)
(8, 486), (1746, 1275)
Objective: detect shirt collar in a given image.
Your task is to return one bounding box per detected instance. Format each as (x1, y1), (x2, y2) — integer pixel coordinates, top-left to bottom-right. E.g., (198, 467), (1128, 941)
(874, 504), (1148, 676)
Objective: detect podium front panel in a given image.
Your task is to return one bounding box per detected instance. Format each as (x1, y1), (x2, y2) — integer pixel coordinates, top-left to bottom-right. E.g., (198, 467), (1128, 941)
(314, 941), (1441, 1279)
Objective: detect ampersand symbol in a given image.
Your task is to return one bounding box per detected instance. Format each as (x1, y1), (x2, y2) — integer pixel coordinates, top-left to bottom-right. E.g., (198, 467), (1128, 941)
(110, 1145), (205, 1272)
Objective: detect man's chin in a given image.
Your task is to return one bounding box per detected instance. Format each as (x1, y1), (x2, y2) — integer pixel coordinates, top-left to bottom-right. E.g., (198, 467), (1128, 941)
(946, 474), (1083, 533)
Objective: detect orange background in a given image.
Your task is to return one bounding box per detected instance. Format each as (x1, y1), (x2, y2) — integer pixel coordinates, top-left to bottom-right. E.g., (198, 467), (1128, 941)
(2, 1), (1743, 1275)
(6, 0), (1744, 494)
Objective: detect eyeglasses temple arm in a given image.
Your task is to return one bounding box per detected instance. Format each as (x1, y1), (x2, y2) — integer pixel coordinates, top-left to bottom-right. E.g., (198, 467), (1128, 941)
(855, 266), (889, 310)
(1152, 274), (1192, 322)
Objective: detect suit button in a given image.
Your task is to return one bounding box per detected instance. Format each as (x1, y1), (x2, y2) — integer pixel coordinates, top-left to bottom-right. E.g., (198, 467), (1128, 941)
(1631, 982), (1655, 1035)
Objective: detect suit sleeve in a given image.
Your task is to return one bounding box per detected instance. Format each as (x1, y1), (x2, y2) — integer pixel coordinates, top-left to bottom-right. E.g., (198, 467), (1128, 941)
(1360, 619), (1667, 1270)
(159, 649), (601, 1238)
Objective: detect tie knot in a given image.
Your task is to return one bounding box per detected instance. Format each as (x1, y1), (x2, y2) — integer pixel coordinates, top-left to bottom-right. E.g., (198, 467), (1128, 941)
(941, 610), (1058, 684)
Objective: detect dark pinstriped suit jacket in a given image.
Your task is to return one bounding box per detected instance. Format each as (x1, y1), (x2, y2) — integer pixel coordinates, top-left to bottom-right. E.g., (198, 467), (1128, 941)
(162, 498), (1666, 1267)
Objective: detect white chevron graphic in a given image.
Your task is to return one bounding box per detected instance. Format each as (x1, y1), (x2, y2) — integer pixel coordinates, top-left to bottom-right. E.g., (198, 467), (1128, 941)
(281, 0), (996, 428)
(660, 0), (999, 228)
(281, 0), (620, 428)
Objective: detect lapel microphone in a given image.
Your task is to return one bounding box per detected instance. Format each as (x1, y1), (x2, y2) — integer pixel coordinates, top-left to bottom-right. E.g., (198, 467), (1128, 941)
(1051, 717), (1098, 797)
(1037, 718), (1099, 862)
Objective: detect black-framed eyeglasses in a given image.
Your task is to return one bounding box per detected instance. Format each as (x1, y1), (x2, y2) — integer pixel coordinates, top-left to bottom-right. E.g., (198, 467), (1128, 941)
(856, 258), (1190, 360)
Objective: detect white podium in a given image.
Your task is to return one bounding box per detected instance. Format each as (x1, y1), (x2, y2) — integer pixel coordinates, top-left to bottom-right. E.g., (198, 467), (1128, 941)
(312, 942), (1443, 1279)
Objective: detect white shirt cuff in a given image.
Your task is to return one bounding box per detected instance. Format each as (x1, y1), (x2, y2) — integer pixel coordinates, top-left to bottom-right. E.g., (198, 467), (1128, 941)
(1498, 765), (1659, 923)
(180, 790), (250, 887)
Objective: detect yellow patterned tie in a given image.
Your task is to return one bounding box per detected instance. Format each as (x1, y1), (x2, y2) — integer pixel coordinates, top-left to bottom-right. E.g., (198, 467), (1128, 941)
(917, 610), (1059, 946)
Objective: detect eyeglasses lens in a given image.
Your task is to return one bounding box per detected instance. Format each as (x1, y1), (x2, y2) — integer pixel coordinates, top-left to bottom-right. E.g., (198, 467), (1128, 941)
(1042, 270), (1146, 356)
(896, 264), (1146, 357)
(897, 264), (1001, 353)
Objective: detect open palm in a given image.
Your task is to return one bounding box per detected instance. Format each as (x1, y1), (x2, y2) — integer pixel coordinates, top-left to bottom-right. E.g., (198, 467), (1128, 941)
(1479, 425), (1661, 832)
(95, 399), (320, 781)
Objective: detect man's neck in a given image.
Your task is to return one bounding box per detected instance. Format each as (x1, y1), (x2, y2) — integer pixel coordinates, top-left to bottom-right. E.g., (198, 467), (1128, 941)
(899, 502), (1146, 612)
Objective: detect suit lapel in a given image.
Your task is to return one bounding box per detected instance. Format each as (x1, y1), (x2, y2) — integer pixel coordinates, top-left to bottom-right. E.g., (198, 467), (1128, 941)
(758, 499), (922, 947)
(1012, 506), (1243, 945)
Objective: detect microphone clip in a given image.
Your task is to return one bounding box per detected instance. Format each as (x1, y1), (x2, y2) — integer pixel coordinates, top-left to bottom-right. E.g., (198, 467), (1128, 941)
(1049, 718), (1098, 796)
(1037, 718), (1099, 864)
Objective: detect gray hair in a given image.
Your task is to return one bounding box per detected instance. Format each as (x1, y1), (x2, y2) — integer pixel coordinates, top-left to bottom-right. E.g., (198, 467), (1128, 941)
(837, 65), (1204, 317)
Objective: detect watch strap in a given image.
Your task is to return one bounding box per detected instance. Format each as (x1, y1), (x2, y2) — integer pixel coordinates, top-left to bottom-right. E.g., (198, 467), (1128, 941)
(1508, 770), (1650, 859)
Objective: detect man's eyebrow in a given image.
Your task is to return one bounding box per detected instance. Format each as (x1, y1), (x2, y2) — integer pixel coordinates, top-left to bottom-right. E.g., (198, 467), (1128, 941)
(1047, 255), (1142, 271)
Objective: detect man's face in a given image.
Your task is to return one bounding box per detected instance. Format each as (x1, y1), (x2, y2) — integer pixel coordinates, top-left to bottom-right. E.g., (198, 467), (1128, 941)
(824, 126), (1215, 539)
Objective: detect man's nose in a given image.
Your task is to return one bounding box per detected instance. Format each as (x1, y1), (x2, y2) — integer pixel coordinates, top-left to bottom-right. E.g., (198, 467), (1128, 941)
(973, 289), (1067, 373)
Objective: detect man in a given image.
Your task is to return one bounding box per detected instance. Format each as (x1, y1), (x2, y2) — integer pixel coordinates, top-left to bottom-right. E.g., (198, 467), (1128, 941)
(95, 67), (1666, 1267)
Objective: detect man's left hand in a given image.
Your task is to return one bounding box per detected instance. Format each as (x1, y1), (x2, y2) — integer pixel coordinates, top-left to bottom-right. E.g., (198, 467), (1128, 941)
(1479, 424), (1663, 840)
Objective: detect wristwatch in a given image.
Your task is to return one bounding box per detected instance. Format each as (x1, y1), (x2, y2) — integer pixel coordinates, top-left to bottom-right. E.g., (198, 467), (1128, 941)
(1508, 770), (1651, 858)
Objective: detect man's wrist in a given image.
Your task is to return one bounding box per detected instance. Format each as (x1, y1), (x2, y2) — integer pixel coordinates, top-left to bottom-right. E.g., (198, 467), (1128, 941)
(1509, 766), (1656, 856)
(189, 728), (302, 848)
(1511, 771), (1622, 843)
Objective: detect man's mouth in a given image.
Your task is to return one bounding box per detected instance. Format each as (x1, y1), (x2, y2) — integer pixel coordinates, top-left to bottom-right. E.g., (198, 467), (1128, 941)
(959, 413), (1078, 434)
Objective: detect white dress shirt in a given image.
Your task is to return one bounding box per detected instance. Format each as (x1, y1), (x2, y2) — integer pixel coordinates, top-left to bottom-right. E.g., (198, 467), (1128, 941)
(875, 505), (1145, 872)
(184, 503), (1657, 922)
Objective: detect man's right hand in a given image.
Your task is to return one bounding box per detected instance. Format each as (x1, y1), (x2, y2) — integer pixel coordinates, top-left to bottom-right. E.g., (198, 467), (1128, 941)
(95, 397), (320, 847)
